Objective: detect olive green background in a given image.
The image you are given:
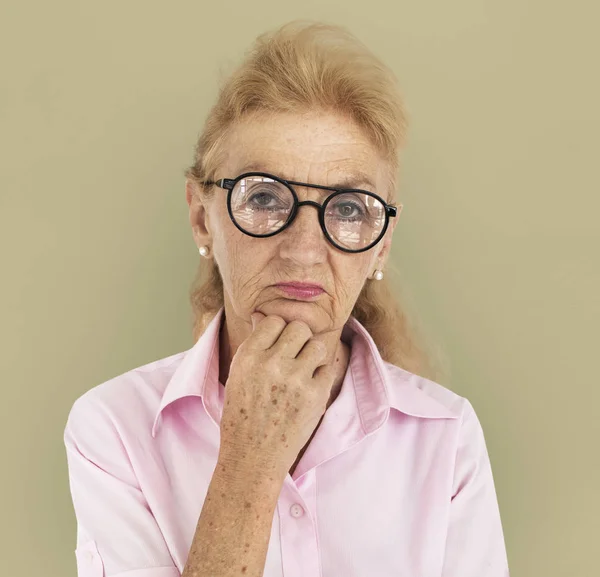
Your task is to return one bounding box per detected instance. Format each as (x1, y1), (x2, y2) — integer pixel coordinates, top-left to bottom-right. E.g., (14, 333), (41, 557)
(1, 1), (598, 576)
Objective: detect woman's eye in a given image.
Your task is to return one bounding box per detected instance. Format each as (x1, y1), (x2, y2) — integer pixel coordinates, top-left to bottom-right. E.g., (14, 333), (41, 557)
(248, 191), (279, 207)
(332, 201), (364, 219)
(246, 190), (291, 212)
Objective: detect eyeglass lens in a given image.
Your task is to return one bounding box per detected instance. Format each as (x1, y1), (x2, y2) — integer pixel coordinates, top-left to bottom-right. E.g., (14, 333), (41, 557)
(229, 176), (386, 251)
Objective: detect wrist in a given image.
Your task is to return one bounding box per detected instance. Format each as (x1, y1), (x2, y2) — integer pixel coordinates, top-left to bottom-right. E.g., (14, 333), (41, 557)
(215, 449), (286, 492)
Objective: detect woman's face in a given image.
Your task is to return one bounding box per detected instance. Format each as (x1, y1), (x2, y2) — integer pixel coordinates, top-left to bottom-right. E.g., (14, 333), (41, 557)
(187, 111), (399, 335)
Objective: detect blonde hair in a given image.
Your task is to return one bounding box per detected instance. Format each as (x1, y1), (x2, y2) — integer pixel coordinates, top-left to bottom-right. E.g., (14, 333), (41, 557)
(183, 21), (447, 382)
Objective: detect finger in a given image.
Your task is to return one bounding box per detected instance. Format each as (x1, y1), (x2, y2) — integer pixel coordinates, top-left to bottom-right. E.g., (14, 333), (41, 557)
(250, 311), (266, 331)
(295, 338), (328, 366)
(270, 319), (314, 358)
(246, 314), (287, 350)
(312, 363), (336, 384)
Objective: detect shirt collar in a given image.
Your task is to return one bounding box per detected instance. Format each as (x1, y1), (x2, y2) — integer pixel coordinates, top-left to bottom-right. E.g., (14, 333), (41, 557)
(151, 307), (457, 437)
(151, 308), (224, 437)
(340, 315), (459, 431)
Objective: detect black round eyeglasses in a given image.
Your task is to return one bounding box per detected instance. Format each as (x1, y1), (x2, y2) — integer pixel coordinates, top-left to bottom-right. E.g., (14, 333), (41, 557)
(202, 172), (400, 254)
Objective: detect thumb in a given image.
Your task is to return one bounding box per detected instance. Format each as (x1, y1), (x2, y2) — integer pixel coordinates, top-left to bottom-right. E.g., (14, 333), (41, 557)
(250, 311), (265, 331)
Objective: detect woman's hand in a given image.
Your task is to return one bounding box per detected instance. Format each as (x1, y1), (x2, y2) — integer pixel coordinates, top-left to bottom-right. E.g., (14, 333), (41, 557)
(218, 311), (336, 481)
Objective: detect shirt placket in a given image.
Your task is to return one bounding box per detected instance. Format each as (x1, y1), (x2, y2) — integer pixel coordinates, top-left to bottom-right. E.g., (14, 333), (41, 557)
(276, 470), (321, 577)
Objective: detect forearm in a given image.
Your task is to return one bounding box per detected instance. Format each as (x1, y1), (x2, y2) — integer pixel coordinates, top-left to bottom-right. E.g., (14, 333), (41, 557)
(182, 457), (284, 577)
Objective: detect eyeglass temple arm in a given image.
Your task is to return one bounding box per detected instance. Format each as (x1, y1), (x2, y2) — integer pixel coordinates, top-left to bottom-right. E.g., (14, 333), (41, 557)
(200, 179), (234, 190)
(211, 179), (234, 190)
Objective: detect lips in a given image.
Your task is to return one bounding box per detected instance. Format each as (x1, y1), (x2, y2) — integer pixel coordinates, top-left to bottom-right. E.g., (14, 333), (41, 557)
(274, 283), (325, 299)
(276, 282), (324, 291)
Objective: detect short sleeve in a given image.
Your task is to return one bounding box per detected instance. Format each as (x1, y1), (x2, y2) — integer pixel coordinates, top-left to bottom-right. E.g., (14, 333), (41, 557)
(64, 394), (181, 577)
(441, 400), (510, 577)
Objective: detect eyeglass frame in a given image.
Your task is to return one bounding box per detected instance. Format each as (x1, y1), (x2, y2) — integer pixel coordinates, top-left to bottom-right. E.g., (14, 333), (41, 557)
(202, 171), (400, 254)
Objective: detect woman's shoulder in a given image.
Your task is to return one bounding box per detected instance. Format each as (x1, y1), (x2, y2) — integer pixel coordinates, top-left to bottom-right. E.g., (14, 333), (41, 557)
(65, 349), (187, 433)
(383, 361), (475, 420)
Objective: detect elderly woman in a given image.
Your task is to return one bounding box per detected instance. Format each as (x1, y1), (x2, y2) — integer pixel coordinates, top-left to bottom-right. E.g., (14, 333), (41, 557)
(64, 21), (509, 577)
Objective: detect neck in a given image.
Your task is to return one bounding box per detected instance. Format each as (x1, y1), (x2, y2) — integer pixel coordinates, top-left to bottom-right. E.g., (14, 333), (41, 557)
(218, 312), (351, 411)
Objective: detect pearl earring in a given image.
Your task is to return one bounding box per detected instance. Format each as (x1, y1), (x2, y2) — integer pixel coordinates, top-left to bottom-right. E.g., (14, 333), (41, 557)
(198, 245), (209, 257)
(373, 269), (384, 280)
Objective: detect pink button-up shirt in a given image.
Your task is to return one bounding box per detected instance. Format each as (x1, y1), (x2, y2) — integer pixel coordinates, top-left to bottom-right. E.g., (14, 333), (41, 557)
(64, 307), (509, 577)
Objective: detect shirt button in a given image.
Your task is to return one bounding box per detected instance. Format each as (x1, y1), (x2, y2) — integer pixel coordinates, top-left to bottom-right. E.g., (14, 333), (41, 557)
(85, 551), (95, 563)
(290, 503), (305, 518)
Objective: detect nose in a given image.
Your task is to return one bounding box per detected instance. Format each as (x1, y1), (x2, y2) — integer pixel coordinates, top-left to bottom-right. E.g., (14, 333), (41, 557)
(277, 201), (328, 264)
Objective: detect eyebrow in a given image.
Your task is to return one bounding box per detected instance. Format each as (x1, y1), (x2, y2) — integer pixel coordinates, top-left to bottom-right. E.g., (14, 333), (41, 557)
(235, 163), (376, 193)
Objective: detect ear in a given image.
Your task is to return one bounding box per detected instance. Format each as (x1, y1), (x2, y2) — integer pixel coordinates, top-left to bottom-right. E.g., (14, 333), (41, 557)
(373, 203), (403, 269)
(186, 178), (212, 251)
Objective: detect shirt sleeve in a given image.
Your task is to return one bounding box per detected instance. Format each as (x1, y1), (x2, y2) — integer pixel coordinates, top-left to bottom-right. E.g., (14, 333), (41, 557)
(441, 399), (510, 577)
(64, 394), (181, 577)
